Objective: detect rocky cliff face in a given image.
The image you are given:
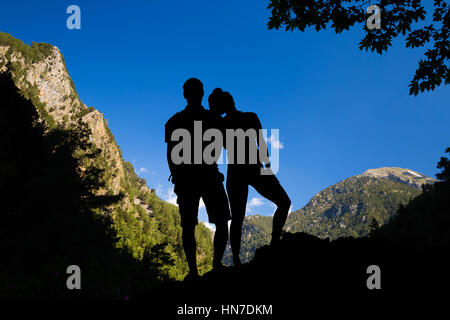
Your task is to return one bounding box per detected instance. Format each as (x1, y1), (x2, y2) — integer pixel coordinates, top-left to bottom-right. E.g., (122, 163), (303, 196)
(0, 32), (215, 280)
(0, 34), (125, 196)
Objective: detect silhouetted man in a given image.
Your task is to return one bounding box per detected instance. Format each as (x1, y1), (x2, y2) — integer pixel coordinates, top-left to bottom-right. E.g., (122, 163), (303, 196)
(165, 78), (230, 279)
(209, 88), (291, 267)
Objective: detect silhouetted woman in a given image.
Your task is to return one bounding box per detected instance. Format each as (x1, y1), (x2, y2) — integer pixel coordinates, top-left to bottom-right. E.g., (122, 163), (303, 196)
(209, 88), (291, 267)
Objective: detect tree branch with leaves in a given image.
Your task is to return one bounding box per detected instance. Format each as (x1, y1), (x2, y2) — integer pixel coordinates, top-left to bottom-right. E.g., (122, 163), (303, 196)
(267, 0), (449, 95)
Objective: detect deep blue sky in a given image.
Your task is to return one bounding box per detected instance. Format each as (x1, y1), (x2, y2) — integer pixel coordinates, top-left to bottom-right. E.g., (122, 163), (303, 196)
(1, 1), (449, 222)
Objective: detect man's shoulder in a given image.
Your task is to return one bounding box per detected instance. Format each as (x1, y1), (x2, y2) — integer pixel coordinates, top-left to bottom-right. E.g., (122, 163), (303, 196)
(165, 110), (187, 143)
(166, 110), (184, 125)
(166, 109), (192, 131)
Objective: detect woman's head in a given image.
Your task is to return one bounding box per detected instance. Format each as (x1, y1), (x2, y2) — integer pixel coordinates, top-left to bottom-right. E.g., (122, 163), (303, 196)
(208, 88), (224, 115)
(221, 91), (236, 112)
(208, 88), (236, 115)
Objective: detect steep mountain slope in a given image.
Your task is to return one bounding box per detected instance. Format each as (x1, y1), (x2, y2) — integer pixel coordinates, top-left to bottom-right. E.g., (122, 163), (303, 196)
(224, 167), (435, 265)
(0, 32), (213, 282)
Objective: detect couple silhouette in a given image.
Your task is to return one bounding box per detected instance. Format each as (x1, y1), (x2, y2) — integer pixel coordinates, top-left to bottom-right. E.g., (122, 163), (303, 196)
(165, 78), (291, 279)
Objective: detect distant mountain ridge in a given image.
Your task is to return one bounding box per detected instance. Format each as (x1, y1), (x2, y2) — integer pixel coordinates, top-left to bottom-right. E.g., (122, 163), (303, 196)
(223, 167), (436, 265)
(361, 167), (435, 189)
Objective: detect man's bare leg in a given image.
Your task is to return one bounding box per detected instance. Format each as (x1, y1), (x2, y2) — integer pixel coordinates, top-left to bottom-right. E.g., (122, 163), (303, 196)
(182, 225), (198, 278)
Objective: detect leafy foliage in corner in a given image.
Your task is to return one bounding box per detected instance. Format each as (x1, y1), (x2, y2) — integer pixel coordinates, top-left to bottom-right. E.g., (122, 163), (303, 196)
(267, 0), (449, 95)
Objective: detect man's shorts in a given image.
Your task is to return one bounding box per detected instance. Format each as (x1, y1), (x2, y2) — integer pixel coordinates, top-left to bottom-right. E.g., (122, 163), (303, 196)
(174, 176), (231, 228)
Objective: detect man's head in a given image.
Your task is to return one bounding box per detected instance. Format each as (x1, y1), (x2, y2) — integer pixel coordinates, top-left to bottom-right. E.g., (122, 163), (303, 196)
(183, 78), (204, 106)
